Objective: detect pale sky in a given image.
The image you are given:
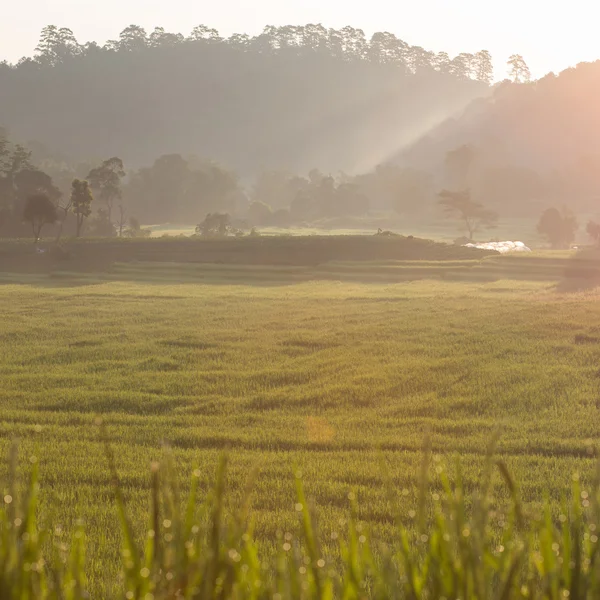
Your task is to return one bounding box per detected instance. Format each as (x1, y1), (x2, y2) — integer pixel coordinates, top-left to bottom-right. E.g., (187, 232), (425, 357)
(2, 0), (600, 79)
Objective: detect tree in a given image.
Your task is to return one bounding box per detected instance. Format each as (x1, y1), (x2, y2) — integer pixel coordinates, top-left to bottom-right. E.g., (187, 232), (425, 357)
(86, 208), (116, 237)
(195, 213), (231, 237)
(14, 168), (61, 207)
(108, 25), (148, 52)
(247, 201), (273, 225)
(507, 54), (531, 83)
(35, 26), (80, 65)
(23, 193), (57, 242)
(70, 179), (93, 237)
(86, 158), (125, 225)
(474, 50), (494, 84)
(438, 189), (498, 240)
(537, 207), (578, 248)
(587, 221), (600, 244)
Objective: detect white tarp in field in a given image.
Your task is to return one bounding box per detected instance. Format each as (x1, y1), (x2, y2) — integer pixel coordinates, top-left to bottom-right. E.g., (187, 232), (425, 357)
(463, 241), (531, 254)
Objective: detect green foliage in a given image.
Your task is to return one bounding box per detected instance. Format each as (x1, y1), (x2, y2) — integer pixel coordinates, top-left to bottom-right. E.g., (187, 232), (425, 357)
(3, 439), (600, 598)
(0, 261), (600, 594)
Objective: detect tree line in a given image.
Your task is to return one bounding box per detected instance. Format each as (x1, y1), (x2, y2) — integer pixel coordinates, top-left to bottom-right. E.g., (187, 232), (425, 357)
(0, 24), (491, 175)
(3, 123), (599, 250)
(7, 24), (495, 82)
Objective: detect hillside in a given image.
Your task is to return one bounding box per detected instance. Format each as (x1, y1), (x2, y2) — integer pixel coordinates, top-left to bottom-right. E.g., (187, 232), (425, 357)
(401, 61), (600, 216)
(0, 24), (490, 175)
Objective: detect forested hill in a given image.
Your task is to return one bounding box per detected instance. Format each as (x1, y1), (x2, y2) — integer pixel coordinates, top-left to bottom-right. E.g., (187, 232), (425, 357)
(0, 24), (491, 174)
(403, 61), (600, 179)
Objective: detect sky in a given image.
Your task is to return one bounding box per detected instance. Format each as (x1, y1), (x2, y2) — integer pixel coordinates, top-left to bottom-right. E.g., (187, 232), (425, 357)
(2, 0), (600, 79)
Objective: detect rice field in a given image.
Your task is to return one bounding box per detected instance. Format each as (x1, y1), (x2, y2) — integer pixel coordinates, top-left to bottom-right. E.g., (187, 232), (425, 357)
(1, 255), (600, 595)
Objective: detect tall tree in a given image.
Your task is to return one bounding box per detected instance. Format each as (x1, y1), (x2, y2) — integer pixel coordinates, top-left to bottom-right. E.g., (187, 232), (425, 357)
(70, 179), (93, 237)
(438, 189), (498, 240)
(35, 26), (80, 65)
(474, 50), (494, 84)
(86, 158), (125, 225)
(507, 54), (531, 83)
(23, 193), (57, 242)
(107, 25), (148, 52)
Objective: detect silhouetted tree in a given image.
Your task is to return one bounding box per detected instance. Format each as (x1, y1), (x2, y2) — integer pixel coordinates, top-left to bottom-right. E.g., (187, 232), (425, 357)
(70, 179), (93, 237)
(35, 25), (81, 65)
(438, 189), (498, 240)
(195, 213), (232, 237)
(247, 201), (273, 225)
(23, 193), (57, 242)
(86, 158), (125, 225)
(537, 207), (577, 248)
(507, 54), (531, 83)
(587, 220), (600, 245)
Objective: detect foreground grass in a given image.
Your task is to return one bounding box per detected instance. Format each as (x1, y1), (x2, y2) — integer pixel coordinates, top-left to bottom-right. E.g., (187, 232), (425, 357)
(4, 440), (600, 599)
(1, 263), (600, 594)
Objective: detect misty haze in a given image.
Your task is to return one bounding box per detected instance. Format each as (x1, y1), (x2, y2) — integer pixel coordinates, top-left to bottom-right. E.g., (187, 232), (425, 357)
(2, 3), (600, 598)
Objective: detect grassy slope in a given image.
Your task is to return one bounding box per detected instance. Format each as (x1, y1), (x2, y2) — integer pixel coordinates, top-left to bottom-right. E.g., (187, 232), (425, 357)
(1, 260), (600, 593)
